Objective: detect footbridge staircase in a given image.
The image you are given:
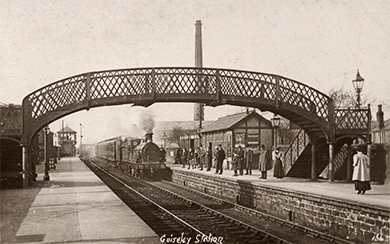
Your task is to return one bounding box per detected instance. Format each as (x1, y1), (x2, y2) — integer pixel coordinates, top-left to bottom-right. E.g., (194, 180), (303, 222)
(283, 107), (370, 179)
(283, 131), (350, 178)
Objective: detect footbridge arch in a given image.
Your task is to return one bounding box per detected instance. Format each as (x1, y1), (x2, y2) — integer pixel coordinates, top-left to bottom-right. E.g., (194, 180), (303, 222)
(22, 67), (342, 145)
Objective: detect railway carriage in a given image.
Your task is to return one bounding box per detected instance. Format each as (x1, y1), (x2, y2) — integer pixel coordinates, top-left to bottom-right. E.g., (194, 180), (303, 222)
(95, 133), (167, 179)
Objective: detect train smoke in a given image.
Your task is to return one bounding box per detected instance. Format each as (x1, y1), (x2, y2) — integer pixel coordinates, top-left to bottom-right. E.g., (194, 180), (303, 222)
(138, 111), (155, 133)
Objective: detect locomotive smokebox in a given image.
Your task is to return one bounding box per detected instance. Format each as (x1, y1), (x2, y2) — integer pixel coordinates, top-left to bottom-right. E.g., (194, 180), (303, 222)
(145, 133), (153, 143)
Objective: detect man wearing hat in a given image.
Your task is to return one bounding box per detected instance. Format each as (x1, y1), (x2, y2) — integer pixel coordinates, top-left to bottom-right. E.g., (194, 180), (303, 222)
(236, 145), (245, 175)
(258, 145), (271, 179)
(215, 144), (225, 175)
(244, 146), (253, 175)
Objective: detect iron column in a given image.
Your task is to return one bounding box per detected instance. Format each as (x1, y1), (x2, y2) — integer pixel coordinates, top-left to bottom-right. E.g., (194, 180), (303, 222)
(311, 141), (317, 181)
(43, 126), (50, 181)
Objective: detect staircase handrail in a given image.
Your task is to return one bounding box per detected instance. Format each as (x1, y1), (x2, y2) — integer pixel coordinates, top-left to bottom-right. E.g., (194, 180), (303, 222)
(319, 143), (349, 179)
(282, 129), (310, 174)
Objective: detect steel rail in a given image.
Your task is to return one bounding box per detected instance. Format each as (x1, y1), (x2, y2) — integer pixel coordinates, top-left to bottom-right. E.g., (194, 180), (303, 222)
(88, 157), (294, 244)
(130, 176), (295, 244)
(86, 158), (209, 240)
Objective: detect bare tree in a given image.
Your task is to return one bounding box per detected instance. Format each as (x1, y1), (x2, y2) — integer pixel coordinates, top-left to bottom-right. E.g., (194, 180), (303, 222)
(168, 126), (185, 145)
(278, 118), (299, 146)
(328, 87), (371, 108)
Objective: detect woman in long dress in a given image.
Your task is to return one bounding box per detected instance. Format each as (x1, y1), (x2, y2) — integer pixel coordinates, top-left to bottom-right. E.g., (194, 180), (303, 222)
(352, 145), (371, 194)
(273, 147), (284, 179)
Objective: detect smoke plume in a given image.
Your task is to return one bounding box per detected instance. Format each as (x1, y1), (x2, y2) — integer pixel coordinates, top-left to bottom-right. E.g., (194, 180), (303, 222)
(138, 111), (155, 133)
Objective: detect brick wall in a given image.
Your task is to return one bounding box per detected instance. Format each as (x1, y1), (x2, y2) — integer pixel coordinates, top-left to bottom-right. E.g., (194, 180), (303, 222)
(172, 169), (390, 243)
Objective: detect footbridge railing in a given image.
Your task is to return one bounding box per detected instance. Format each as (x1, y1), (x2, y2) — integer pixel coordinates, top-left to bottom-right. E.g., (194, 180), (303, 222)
(22, 67), (333, 145)
(335, 107), (371, 136)
(21, 67), (370, 145)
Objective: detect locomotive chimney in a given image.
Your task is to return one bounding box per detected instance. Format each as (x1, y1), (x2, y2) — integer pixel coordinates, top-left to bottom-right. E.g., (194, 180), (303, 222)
(377, 104), (384, 129)
(145, 133), (153, 143)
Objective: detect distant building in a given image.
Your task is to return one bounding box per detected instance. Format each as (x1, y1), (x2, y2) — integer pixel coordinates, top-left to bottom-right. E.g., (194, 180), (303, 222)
(372, 105), (390, 144)
(58, 126), (77, 157)
(371, 104), (390, 184)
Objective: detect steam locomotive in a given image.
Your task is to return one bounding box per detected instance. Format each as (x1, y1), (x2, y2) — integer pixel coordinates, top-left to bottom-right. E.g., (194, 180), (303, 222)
(95, 133), (168, 180)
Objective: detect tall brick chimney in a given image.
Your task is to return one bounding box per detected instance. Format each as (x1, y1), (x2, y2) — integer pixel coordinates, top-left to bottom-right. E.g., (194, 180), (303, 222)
(195, 20), (202, 68)
(377, 104), (384, 129)
(194, 20), (205, 127)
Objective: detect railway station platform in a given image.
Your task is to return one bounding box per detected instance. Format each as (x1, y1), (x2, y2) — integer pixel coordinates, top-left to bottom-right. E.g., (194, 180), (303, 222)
(168, 163), (390, 242)
(169, 164), (390, 209)
(0, 157), (161, 244)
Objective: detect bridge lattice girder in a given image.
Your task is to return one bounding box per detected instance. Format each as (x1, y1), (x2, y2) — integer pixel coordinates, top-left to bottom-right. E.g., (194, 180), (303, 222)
(21, 67), (370, 145)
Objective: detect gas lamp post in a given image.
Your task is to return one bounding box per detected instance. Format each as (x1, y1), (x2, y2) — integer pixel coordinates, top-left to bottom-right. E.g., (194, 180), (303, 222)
(352, 69), (364, 108)
(271, 114), (281, 149)
(163, 132), (167, 150)
(54, 133), (58, 164)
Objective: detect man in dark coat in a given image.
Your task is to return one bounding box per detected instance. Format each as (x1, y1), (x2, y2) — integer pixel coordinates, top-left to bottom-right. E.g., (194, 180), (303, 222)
(187, 148), (194, 169)
(206, 146), (212, 171)
(175, 147), (182, 165)
(232, 148), (238, 176)
(244, 147), (253, 175)
(194, 147), (200, 169)
(181, 148), (188, 168)
(198, 145), (205, 171)
(236, 146), (245, 176)
(215, 144), (226, 175)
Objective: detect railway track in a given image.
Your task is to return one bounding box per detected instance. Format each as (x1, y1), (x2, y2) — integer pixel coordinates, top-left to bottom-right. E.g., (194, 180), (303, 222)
(84, 158), (204, 241)
(85, 158), (294, 244)
(84, 157), (355, 244)
(158, 180), (355, 244)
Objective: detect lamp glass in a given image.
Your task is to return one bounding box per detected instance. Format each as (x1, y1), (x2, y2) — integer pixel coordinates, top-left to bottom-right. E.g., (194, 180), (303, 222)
(271, 114), (280, 128)
(352, 71), (364, 91)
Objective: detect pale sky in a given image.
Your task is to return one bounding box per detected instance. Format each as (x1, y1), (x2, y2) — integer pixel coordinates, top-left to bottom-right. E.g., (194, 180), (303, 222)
(1, 0), (389, 145)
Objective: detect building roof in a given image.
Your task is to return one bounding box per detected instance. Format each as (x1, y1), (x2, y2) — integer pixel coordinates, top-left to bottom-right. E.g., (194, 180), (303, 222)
(200, 111), (271, 133)
(155, 121), (214, 133)
(57, 126), (76, 133)
(371, 118), (390, 132)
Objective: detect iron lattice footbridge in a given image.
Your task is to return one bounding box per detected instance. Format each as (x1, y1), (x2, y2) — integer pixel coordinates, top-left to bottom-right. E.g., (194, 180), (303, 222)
(21, 67), (370, 145)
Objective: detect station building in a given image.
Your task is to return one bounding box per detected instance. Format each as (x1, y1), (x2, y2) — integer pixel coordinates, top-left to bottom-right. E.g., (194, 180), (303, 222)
(180, 111), (273, 169)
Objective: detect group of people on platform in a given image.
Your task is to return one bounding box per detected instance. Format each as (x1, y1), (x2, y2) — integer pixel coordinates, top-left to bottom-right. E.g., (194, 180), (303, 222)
(174, 141), (372, 194)
(232, 144), (284, 178)
(175, 144), (285, 179)
(174, 144), (226, 174)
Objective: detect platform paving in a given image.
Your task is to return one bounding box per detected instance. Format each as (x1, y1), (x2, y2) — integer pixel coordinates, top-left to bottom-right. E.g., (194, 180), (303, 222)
(170, 163), (390, 210)
(0, 157), (161, 244)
